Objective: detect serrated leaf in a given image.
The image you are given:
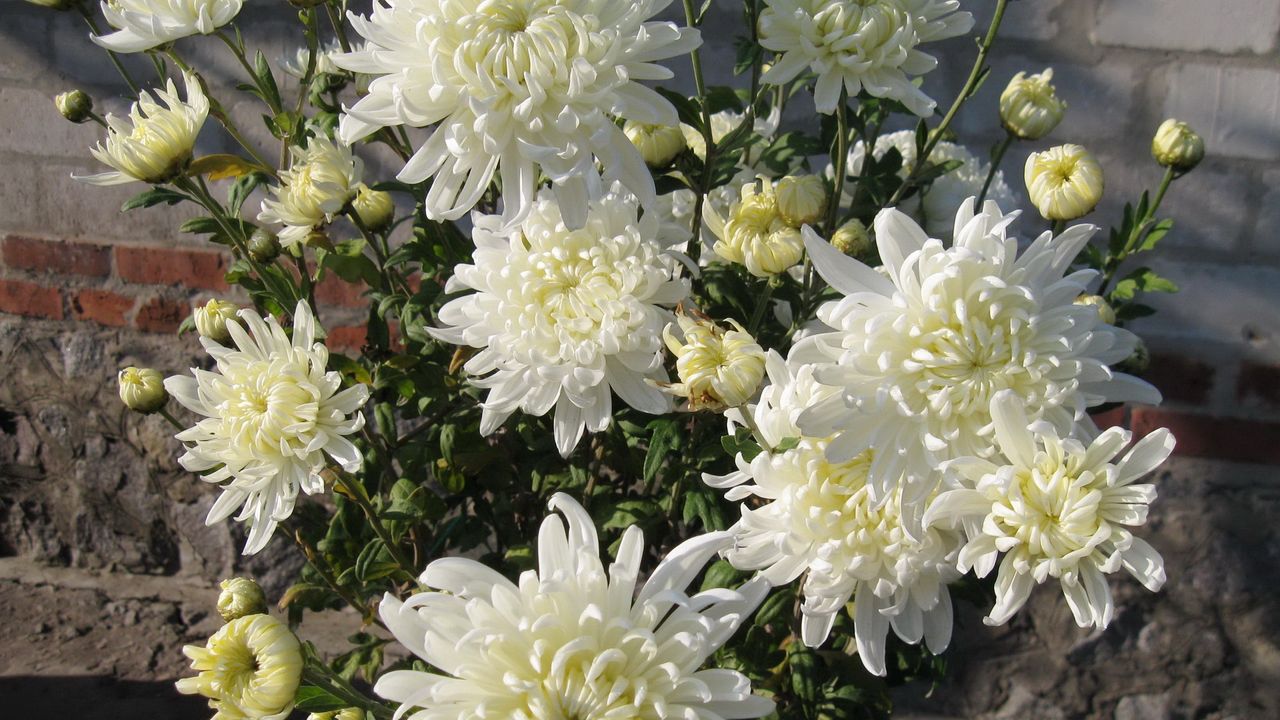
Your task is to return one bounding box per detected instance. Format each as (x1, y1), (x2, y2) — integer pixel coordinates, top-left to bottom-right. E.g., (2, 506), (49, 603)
(121, 187), (186, 212)
(187, 153), (262, 181)
(293, 686), (349, 713)
(643, 418), (681, 486)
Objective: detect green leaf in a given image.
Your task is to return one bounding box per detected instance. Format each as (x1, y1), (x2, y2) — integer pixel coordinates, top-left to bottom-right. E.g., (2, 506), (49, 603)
(643, 418), (681, 486)
(1139, 218), (1175, 251)
(121, 187), (186, 212)
(293, 686), (348, 713)
(187, 153), (263, 181)
(788, 642), (820, 712)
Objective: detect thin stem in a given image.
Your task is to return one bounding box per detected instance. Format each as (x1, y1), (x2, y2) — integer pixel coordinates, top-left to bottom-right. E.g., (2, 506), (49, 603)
(1097, 166), (1176, 296)
(825, 92), (850, 237)
(889, 0), (1010, 207)
(78, 9), (141, 97)
(1149, 165), (1176, 213)
(302, 665), (394, 720)
(977, 132), (1015, 206)
(215, 31), (262, 95)
(681, 0), (715, 263)
(336, 474), (419, 578)
(287, 525), (380, 627)
(325, 3), (353, 53)
(157, 407), (185, 430)
(747, 282), (775, 335)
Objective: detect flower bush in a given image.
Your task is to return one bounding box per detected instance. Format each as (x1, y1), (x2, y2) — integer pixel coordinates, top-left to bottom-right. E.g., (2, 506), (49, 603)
(30, 0), (1207, 716)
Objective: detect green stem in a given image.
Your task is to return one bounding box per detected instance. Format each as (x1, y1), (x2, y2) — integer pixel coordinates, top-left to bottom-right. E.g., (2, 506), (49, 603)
(157, 407), (184, 430)
(681, 0), (715, 263)
(1097, 166), (1176, 296)
(336, 474), (419, 579)
(977, 132), (1015, 206)
(302, 664), (394, 720)
(825, 92), (851, 237)
(285, 523), (380, 627)
(889, 0), (1010, 207)
(325, 2), (353, 53)
(78, 9), (141, 98)
(747, 282), (775, 335)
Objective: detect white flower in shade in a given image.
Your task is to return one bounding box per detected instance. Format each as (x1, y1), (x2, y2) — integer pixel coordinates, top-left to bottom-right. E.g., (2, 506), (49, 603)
(1025, 144), (1104, 221)
(335, 0), (701, 230)
(176, 613), (302, 720)
(927, 391), (1173, 628)
(258, 136), (363, 249)
(92, 0), (244, 54)
(430, 187), (688, 456)
(164, 301), (369, 554)
(375, 493), (775, 720)
(74, 72), (208, 186)
(759, 0), (974, 116)
(624, 120), (686, 168)
(279, 41), (344, 79)
(705, 352), (962, 675)
(663, 311), (767, 410)
(834, 130), (1015, 240)
(793, 200), (1161, 500)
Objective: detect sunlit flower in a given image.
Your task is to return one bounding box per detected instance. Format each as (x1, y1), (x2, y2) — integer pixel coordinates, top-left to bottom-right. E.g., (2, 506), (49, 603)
(119, 367), (169, 414)
(258, 135), (363, 249)
(793, 200), (1161, 500)
(775, 174), (827, 227)
(1152, 119), (1205, 172)
(375, 493), (775, 719)
(176, 613), (301, 720)
(216, 577), (266, 622)
(351, 184), (394, 231)
(706, 176), (806, 277)
(624, 120), (686, 167)
(1025, 144), (1104, 221)
(1000, 69), (1066, 141)
(759, 0), (974, 115)
(93, 0), (244, 54)
(74, 72), (207, 186)
(195, 298), (240, 344)
(164, 301), (369, 554)
(927, 391), (1173, 628)
(335, 0), (700, 229)
(663, 310), (766, 410)
(430, 187), (688, 456)
(705, 352), (962, 675)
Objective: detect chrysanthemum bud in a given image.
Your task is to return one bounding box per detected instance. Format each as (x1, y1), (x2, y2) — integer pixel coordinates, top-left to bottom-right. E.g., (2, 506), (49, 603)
(351, 184), (394, 231)
(248, 228), (280, 262)
(623, 121), (686, 167)
(176, 614), (301, 718)
(830, 219), (873, 260)
(663, 312), (766, 410)
(118, 367), (168, 414)
(1152, 119), (1204, 172)
(1075, 294), (1116, 325)
(774, 174), (828, 227)
(1000, 69), (1066, 141)
(1025, 144), (1104, 221)
(308, 709), (365, 720)
(194, 299), (239, 344)
(713, 177), (805, 277)
(24, 0), (75, 9)
(56, 90), (93, 124)
(216, 577), (267, 622)
(1118, 338), (1150, 375)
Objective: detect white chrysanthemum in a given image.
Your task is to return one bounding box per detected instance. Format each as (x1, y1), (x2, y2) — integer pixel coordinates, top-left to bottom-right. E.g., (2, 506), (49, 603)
(164, 301), (369, 554)
(759, 0), (974, 115)
(793, 199), (1161, 500)
(430, 188), (688, 456)
(335, 0), (700, 229)
(74, 72), (208, 186)
(834, 130), (1015, 240)
(663, 312), (766, 410)
(279, 41), (344, 79)
(258, 136), (363, 249)
(1026, 144), (1105, 221)
(176, 613), (302, 720)
(928, 391), (1172, 628)
(705, 352), (961, 675)
(92, 0), (244, 54)
(375, 493), (775, 720)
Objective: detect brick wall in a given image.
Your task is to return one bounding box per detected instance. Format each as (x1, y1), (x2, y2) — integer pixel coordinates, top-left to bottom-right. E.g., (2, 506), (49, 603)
(2, 0), (1279, 463)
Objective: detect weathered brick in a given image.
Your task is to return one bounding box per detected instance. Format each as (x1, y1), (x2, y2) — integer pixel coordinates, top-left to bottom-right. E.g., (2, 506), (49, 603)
(115, 245), (230, 291)
(1130, 408), (1280, 465)
(326, 325), (367, 353)
(1164, 63), (1280, 161)
(314, 273), (368, 308)
(1144, 352), (1215, 407)
(3, 235), (111, 278)
(0, 278), (62, 320)
(1095, 0), (1280, 54)
(1237, 361), (1280, 411)
(71, 289), (134, 327)
(134, 295), (188, 334)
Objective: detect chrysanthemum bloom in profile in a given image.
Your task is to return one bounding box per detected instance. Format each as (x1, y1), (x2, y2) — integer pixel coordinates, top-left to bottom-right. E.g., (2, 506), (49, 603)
(164, 301), (370, 554)
(374, 493), (775, 719)
(1026, 144), (1105, 221)
(1000, 69), (1067, 141)
(259, 135), (363, 249)
(706, 176), (806, 278)
(758, 0), (974, 115)
(793, 200), (1161, 500)
(927, 391), (1173, 628)
(663, 310), (767, 410)
(176, 613), (302, 719)
(430, 187), (688, 456)
(334, 0), (701, 229)
(705, 352), (962, 675)
(92, 0), (244, 54)
(74, 73), (208, 186)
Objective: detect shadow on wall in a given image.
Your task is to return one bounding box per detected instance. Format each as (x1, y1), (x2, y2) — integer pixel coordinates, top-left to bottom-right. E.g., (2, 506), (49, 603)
(0, 676), (207, 719)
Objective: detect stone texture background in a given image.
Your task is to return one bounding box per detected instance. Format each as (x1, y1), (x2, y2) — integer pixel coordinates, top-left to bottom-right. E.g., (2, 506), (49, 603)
(1, 0), (1278, 717)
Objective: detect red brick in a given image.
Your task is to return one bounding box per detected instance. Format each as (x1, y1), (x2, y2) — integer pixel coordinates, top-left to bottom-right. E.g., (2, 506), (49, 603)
(1237, 361), (1280, 410)
(71, 289), (134, 327)
(1143, 352), (1214, 407)
(327, 325), (367, 353)
(134, 295), (188, 334)
(1130, 407), (1280, 465)
(115, 245), (229, 291)
(314, 273), (367, 308)
(0, 279), (62, 320)
(2, 235), (111, 278)
(1089, 405), (1129, 431)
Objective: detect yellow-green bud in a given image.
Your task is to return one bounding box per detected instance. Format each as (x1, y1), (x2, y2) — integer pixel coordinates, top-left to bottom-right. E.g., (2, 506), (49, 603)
(308, 709), (365, 720)
(774, 174), (828, 227)
(663, 312), (766, 410)
(1074, 294), (1116, 325)
(1151, 119), (1205, 172)
(1000, 69), (1066, 141)
(216, 577), (267, 622)
(830, 219), (873, 261)
(714, 178), (805, 277)
(248, 228), (280, 262)
(1025, 144), (1104, 221)
(56, 90), (93, 124)
(25, 0), (75, 9)
(623, 121), (686, 167)
(194, 299), (239, 344)
(352, 185), (395, 231)
(118, 367), (168, 414)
